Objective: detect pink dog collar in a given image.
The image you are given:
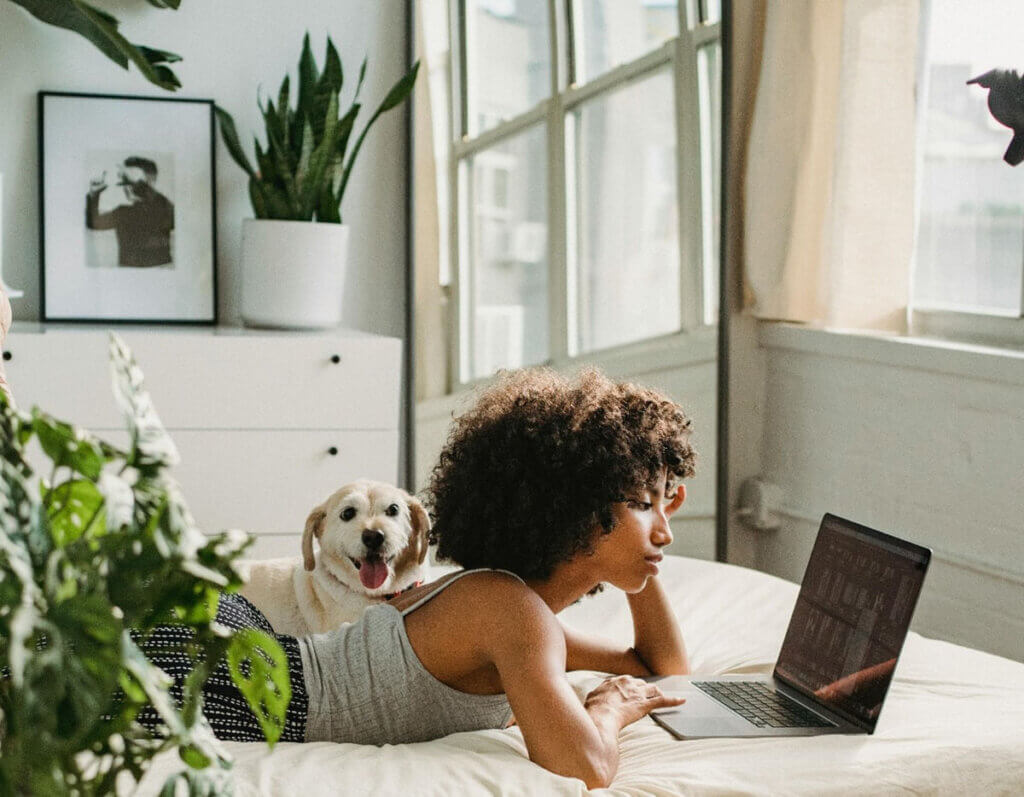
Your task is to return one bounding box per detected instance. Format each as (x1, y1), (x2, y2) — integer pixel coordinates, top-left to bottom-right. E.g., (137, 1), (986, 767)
(384, 580), (423, 601)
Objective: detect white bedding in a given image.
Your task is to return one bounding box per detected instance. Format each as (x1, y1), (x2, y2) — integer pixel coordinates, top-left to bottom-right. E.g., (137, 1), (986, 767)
(135, 556), (1024, 795)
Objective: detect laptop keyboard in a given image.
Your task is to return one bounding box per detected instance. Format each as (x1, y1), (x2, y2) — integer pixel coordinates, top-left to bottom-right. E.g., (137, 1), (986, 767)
(693, 681), (833, 728)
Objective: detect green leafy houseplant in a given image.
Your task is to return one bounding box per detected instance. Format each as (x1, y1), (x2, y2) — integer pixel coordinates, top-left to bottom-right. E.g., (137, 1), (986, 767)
(215, 34), (419, 223)
(8, 0), (184, 91)
(0, 335), (289, 795)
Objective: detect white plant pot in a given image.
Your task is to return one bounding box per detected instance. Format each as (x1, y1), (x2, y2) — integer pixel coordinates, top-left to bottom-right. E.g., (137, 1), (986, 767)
(240, 218), (349, 329)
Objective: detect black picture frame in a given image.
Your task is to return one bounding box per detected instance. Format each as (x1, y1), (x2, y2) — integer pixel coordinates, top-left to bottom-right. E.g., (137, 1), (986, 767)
(39, 91), (218, 324)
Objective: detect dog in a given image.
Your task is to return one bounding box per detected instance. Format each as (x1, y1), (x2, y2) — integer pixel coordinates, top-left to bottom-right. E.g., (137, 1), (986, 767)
(238, 479), (431, 636)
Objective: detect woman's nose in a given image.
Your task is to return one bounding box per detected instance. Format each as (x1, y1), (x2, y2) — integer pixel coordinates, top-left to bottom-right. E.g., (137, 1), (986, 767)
(653, 512), (673, 547)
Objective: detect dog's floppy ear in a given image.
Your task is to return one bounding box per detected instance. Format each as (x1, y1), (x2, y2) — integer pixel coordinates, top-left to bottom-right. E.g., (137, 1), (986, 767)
(407, 495), (431, 565)
(303, 506), (327, 571)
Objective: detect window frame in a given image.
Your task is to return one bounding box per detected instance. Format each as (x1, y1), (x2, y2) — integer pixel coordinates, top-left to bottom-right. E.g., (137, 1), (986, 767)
(908, 0), (1024, 352)
(910, 307), (1024, 351)
(446, 0), (722, 390)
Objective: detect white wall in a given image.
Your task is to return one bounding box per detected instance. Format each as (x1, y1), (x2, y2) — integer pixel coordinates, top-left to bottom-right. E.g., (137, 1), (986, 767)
(742, 324), (1024, 662)
(0, 0), (408, 336)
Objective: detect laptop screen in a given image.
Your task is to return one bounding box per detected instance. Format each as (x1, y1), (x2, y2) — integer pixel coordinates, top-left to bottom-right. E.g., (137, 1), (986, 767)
(773, 514), (930, 729)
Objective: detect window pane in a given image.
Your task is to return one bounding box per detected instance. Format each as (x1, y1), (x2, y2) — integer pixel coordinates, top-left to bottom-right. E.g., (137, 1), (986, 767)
(698, 42), (721, 325)
(570, 70), (680, 354)
(914, 0), (1024, 314)
(700, 0), (721, 25)
(467, 0), (552, 136)
(575, 1), (678, 84)
(463, 125), (549, 380)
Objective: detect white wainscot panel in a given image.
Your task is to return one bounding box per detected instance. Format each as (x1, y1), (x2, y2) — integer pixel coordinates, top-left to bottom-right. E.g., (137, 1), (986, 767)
(242, 534), (304, 561)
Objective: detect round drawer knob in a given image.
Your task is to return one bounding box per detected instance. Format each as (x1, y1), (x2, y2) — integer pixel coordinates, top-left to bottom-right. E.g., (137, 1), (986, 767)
(327, 446), (338, 456)
(330, 354), (341, 364)
(2, 351), (10, 361)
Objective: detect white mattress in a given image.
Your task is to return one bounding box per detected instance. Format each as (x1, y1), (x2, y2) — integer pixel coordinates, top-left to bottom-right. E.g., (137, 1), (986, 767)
(135, 556), (1024, 795)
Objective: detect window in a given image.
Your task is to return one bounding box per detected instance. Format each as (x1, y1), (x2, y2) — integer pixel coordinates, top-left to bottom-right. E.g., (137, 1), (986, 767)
(449, 0), (721, 383)
(912, 0), (1024, 347)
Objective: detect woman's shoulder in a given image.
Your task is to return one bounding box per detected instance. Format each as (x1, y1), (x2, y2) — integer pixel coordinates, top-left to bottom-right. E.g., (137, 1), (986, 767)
(422, 567), (530, 603)
(389, 567), (540, 616)
(445, 570), (557, 638)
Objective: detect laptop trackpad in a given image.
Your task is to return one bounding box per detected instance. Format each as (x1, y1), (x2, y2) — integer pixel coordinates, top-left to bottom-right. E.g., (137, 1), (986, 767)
(650, 683), (756, 737)
(652, 708), (747, 738)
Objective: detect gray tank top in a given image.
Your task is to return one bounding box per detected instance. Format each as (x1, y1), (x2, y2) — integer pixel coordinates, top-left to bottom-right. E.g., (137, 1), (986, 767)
(298, 568), (521, 744)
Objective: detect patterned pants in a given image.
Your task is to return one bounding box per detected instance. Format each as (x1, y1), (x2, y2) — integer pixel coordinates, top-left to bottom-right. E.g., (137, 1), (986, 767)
(135, 592), (308, 742)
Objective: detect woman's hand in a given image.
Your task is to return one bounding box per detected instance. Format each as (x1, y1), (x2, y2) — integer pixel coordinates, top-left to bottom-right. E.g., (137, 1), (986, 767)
(583, 674), (685, 730)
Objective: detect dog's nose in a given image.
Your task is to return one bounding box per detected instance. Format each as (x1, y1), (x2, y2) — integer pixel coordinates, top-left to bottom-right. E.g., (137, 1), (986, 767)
(362, 529), (385, 550)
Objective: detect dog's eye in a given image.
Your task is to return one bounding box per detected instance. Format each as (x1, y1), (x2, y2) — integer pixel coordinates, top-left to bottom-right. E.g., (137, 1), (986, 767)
(385, 503), (400, 517)
(340, 507), (357, 521)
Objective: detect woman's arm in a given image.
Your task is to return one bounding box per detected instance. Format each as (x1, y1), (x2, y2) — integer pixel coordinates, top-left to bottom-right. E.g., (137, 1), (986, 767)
(560, 621), (652, 676)
(560, 574), (689, 677)
(484, 583), (683, 788)
(626, 575), (689, 675)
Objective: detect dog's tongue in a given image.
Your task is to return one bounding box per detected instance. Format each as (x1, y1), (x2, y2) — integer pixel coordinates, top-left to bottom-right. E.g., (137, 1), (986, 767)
(359, 557), (389, 590)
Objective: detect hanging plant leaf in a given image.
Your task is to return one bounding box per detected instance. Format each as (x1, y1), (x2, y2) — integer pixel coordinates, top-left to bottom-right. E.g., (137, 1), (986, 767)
(9, 0), (184, 91)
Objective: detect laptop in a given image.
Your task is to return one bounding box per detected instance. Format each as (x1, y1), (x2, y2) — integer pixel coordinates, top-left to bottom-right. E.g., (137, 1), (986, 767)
(648, 513), (931, 738)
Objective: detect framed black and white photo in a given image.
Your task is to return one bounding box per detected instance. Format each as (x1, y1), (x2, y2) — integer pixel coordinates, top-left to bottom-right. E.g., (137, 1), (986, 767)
(39, 92), (217, 323)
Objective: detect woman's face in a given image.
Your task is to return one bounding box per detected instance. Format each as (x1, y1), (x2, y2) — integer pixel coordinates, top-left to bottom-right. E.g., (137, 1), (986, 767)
(587, 473), (686, 592)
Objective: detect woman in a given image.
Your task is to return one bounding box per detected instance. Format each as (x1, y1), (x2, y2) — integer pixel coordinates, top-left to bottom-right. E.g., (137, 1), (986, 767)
(141, 366), (696, 789)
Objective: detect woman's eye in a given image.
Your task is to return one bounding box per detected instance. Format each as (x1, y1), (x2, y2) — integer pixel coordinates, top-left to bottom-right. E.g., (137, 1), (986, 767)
(341, 507), (357, 521)
(386, 503), (399, 517)
(629, 500), (653, 511)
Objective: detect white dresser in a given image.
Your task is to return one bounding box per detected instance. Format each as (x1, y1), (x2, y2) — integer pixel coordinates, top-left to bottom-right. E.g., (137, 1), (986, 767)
(4, 324), (402, 559)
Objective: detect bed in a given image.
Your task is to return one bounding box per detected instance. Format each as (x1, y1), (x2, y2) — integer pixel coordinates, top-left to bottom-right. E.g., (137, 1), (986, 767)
(135, 555), (1024, 795)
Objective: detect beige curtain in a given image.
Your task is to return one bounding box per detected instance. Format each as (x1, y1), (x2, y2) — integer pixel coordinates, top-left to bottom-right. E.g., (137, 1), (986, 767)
(412, 0), (450, 401)
(741, 0), (920, 333)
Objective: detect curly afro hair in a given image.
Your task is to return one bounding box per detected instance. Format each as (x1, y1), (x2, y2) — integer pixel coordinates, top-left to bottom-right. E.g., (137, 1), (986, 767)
(425, 367), (697, 581)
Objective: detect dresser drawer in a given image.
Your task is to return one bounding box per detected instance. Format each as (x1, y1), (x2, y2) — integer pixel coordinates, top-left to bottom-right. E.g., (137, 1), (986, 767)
(170, 429), (400, 536)
(19, 426), (399, 538)
(5, 329), (402, 430)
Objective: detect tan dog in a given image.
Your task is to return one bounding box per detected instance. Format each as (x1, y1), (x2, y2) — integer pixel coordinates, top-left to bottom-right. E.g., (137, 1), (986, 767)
(239, 480), (430, 636)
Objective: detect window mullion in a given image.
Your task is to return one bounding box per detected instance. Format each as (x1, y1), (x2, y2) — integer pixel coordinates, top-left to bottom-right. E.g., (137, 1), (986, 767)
(562, 44), (673, 110)
(452, 105), (549, 159)
(449, 0), (469, 387)
(548, 0), (570, 364)
(566, 0), (580, 87)
(675, 27), (704, 333)
(454, 0), (468, 138)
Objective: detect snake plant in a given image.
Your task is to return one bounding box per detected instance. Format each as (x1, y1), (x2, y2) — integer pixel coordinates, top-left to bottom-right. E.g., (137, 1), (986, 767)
(216, 34), (419, 223)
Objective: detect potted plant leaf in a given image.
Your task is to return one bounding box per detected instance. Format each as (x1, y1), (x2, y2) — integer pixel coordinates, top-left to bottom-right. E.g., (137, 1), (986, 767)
(216, 34), (419, 329)
(0, 334), (289, 795)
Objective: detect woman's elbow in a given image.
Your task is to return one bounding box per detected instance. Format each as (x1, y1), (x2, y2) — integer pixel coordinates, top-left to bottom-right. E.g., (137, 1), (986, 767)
(585, 769), (614, 790)
(530, 747), (615, 789)
(578, 756), (615, 790)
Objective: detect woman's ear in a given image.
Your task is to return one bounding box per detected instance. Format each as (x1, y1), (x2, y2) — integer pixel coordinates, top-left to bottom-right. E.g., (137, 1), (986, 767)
(302, 506), (326, 571)
(666, 484), (686, 516)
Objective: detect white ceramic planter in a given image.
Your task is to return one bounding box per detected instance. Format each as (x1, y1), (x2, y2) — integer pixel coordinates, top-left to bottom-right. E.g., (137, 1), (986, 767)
(240, 218), (349, 329)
